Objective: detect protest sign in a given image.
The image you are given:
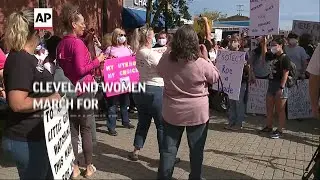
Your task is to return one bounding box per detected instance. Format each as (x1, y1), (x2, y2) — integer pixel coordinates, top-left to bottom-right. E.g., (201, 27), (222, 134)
(44, 96), (74, 180)
(239, 27), (249, 35)
(214, 29), (223, 41)
(249, 0), (280, 36)
(292, 20), (320, 43)
(212, 50), (246, 100)
(152, 47), (167, 54)
(103, 56), (140, 97)
(246, 79), (269, 115)
(287, 80), (313, 120)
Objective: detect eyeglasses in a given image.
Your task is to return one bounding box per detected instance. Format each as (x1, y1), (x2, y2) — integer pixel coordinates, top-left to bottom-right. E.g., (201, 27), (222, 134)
(119, 34), (126, 37)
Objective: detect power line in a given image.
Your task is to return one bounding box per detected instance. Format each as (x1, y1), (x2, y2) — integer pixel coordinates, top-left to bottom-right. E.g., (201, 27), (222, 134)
(236, 4), (244, 16)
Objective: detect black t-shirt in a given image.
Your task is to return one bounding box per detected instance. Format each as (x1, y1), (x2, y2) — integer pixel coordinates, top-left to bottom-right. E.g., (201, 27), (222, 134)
(3, 50), (54, 141)
(268, 53), (291, 81)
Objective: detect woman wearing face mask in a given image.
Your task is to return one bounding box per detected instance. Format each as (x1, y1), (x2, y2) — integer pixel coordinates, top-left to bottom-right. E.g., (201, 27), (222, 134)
(260, 38), (291, 139)
(154, 31), (167, 48)
(56, 4), (106, 178)
(225, 34), (252, 130)
(284, 33), (309, 79)
(103, 28), (135, 136)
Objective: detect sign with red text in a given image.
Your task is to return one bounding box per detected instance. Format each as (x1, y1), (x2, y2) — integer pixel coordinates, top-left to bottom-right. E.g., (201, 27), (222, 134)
(212, 50), (246, 100)
(103, 56), (140, 97)
(44, 95), (74, 180)
(249, 0), (280, 36)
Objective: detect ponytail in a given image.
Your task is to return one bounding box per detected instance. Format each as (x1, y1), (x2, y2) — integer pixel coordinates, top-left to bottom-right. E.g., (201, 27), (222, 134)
(130, 26), (153, 53)
(4, 10), (35, 51)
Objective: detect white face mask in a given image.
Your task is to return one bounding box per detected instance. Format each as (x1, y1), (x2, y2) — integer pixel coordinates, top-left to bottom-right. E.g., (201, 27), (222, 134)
(117, 36), (126, 44)
(271, 46), (278, 54)
(209, 51), (216, 61)
(158, 38), (167, 46)
(244, 48), (250, 52)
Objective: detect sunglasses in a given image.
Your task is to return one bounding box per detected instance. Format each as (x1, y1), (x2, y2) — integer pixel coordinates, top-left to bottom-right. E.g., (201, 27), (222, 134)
(119, 34), (126, 37)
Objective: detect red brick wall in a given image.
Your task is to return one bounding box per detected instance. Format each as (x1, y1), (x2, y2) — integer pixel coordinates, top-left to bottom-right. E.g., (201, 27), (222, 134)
(0, 0), (123, 36)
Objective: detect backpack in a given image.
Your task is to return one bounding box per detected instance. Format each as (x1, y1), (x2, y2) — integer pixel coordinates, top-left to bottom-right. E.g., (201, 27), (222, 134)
(280, 54), (298, 88)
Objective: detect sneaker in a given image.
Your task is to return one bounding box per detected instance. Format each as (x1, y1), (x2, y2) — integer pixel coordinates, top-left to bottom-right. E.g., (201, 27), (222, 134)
(123, 123), (135, 129)
(224, 124), (234, 130)
(270, 129), (283, 139)
(108, 129), (118, 136)
(259, 126), (273, 133)
(128, 152), (139, 161)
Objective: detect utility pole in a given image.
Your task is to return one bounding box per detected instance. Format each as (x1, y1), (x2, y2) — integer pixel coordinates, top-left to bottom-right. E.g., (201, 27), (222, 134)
(236, 4), (244, 16)
(146, 0), (153, 26)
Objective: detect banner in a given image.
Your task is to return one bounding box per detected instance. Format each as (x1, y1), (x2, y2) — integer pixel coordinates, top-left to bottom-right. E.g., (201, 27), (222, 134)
(246, 79), (269, 115)
(249, 0), (280, 36)
(44, 96), (74, 180)
(212, 50), (246, 100)
(103, 56), (140, 97)
(292, 20), (320, 43)
(287, 80), (313, 120)
(214, 29), (223, 42)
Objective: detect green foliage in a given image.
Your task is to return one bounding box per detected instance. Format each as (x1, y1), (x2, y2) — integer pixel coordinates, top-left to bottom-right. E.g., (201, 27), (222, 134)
(151, 0), (193, 29)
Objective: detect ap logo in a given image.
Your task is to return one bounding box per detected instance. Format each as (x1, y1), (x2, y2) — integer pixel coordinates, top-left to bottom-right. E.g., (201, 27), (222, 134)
(34, 8), (53, 30)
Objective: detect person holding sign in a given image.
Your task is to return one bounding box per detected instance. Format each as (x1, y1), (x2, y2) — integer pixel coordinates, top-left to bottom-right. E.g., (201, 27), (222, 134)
(260, 39), (291, 139)
(1, 10), (61, 180)
(157, 25), (220, 180)
(307, 44), (320, 119)
(104, 28), (135, 136)
(224, 34), (252, 131)
(57, 4), (106, 178)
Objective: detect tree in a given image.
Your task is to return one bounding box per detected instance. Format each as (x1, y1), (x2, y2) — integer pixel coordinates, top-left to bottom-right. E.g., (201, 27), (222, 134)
(151, 0), (193, 29)
(193, 10), (227, 37)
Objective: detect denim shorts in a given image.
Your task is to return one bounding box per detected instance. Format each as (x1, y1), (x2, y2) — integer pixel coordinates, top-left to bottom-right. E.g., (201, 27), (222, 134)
(267, 81), (288, 99)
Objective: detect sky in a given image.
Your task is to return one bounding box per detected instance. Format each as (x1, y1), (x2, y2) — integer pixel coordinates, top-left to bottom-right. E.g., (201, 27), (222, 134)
(188, 0), (320, 30)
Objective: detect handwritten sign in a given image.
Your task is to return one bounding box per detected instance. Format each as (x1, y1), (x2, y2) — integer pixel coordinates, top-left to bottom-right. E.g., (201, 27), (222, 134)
(287, 80), (313, 120)
(152, 47), (167, 54)
(246, 79), (269, 114)
(103, 56), (140, 97)
(212, 50), (246, 100)
(249, 0), (280, 36)
(239, 27), (249, 35)
(44, 96), (74, 180)
(292, 20), (320, 43)
(214, 29), (223, 42)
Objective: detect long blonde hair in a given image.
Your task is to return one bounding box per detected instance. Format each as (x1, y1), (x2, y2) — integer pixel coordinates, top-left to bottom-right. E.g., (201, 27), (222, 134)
(4, 9), (35, 51)
(130, 26), (153, 53)
(111, 28), (127, 46)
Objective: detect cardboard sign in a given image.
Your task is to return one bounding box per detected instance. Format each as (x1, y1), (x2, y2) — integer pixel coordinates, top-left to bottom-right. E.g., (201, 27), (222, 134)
(287, 80), (313, 119)
(249, 0), (280, 36)
(292, 20), (320, 43)
(239, 27), (250, 35)
(44, 96), (74, 180)
(103, 56), (140, 97)
(212, 50), (246, 100)
(246, 79), (269, 114)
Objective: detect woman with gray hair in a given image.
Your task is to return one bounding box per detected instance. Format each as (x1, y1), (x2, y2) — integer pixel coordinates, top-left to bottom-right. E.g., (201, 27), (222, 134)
(157, 25), (220, 179)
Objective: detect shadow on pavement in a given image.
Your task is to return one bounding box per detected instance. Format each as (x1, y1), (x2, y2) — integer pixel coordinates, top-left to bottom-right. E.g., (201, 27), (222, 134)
(78, 141), (255, 180)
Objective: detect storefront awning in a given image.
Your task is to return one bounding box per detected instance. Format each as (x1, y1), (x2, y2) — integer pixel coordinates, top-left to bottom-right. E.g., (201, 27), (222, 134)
(122, 8), (165, 29)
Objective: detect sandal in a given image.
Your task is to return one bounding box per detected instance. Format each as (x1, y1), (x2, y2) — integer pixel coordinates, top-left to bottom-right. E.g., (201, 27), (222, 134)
(84, 164), (97, 178)
(71, 167), (81, 179)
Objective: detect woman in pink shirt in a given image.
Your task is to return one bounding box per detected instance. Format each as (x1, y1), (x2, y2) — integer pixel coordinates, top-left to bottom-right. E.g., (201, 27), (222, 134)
(103, 28), (135, 136)
(56, 4), (106, 178)
(157, 25), (220, 179)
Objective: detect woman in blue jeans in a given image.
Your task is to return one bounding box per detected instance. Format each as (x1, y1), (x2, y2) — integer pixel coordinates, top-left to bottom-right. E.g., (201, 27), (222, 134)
(2, 10), (60, 179)
(127, 26), (165, 161)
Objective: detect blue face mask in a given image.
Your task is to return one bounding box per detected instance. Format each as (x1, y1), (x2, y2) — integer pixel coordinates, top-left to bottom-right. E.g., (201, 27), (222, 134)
(152, 37), (156, 47)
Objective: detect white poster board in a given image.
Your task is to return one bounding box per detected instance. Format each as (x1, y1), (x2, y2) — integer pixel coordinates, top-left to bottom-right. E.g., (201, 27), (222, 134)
(44, 96), (74, 180)
(249, 0), (280, 36)
(239, 27), (249, 35)
(287, 80), (313, 120)
(214, 29), (223, 42)
(152, 47), (167, 54)
(246, 79), (269, 115)
(292, 20), (320, 43)
(212, 50), (246, 100)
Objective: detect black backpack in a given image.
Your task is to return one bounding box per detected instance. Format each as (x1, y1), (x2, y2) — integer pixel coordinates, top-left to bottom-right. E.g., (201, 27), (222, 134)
(280, 54), (298, 88)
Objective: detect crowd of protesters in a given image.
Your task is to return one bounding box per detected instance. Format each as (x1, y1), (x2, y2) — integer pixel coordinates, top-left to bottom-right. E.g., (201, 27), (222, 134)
(0, 4), (319, 180)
